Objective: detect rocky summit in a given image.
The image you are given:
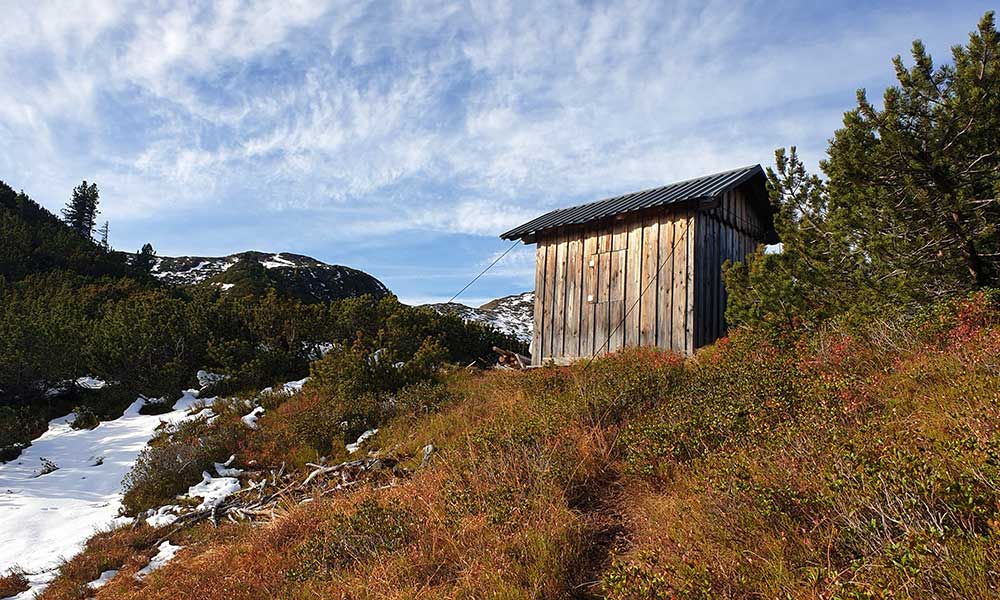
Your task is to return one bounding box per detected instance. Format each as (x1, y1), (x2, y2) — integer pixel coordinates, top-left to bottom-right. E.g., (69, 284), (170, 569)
(152, 251), (389, 303)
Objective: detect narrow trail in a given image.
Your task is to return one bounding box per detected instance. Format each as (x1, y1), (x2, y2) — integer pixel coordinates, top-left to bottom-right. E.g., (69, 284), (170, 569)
(568, 466), (628, 599)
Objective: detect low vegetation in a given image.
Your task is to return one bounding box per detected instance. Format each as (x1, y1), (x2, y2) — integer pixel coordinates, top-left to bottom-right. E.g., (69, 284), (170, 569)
(0, 569), (29, 598)
(37, 291), (1000, 599)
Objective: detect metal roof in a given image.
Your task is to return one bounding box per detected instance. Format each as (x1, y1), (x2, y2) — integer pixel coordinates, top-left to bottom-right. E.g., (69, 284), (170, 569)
(500, 164), (767, 241)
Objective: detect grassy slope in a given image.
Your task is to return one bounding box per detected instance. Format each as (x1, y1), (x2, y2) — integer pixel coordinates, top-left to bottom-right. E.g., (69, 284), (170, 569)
(42, 295), (1000, 599)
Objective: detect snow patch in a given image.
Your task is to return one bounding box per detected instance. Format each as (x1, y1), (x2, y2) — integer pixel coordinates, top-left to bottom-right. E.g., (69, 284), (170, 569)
(136, 541), (181, 579)
(308, 341), (337, 360)
(346, 429), (378, 454)
(260, 377), (309, 396)
(152, 256), (238, 285)
(421, 292), (534, 344)
(185, 472), (241, 512)
(260, 253), (297, 269)
(144, 505), (182, 528)
(213, 455), (243, 478)
(241, 407), (264, 429)
(196, 370), (226, 388)
(87, 568), (118, 590)
(0, 389), (215, 597)
(75, 376), (106, 390)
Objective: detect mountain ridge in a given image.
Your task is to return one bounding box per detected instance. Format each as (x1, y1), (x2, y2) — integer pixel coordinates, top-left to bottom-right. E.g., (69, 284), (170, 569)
(421, 291), (533, 344)
(152, 250), (390, 303)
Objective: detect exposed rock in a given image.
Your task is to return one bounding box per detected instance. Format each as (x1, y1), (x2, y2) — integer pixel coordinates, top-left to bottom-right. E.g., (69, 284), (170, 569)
(422, 292), (533, 344)
(153, 251), (389, 303)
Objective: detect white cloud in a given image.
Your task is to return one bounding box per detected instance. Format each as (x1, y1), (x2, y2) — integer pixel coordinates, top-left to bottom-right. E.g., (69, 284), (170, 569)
(0, 0), (990, 253)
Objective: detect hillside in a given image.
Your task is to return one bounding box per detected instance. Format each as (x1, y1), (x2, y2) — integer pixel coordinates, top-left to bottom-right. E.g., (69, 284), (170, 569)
(18, 292), (999, 600)
(152, 251), (389, 303)
(422, 291), (533, 344)
(0, 180), (131, 282)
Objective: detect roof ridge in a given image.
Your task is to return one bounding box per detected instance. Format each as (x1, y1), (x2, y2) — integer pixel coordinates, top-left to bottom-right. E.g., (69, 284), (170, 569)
(593, 163), (762, 205)
(531, 164), (761, 217)
(500, 164), (764, 240)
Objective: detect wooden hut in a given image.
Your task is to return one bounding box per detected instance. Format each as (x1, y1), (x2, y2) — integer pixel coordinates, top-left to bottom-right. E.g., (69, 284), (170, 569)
(500, 164), (777, 365)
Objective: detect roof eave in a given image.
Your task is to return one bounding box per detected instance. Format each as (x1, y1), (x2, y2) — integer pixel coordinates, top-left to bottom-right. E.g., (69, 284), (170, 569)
(499, 164), (768, 242)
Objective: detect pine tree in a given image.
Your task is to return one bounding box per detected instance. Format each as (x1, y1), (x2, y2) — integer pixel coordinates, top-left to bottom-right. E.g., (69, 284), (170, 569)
(97, 221), (110, 251)
(824, 11), (1000, 297)
(62, 181), (100, 239)
(134, 242), (157, 274)
(726, 11), (1000, 329)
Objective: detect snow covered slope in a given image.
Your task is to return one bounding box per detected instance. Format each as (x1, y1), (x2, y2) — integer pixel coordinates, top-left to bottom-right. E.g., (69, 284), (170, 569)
(422, 292), (533, 344)
(152, 251), (389, 303)
(0, 391), (213, 598)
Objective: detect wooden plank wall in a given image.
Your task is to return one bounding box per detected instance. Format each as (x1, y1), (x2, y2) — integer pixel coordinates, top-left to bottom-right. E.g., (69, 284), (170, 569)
(693, 187), (764, 348)
(532, 206), (696, 365)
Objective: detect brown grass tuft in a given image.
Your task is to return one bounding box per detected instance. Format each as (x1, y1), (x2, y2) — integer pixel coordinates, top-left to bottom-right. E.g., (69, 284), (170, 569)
(0, 569), (30, 598)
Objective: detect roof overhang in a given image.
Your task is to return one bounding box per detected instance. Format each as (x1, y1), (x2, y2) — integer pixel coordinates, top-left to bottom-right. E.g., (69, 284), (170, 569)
(500, 164), (776, 244)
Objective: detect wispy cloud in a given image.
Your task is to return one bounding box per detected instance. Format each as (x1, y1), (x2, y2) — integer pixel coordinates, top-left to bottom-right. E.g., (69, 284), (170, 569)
(0, 0), (991, 301)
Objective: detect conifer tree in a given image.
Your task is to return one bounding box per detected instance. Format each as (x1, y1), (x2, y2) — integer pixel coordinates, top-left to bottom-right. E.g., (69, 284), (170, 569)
(726, 11), (1000, 329)
(62, 181), (100, 239)
(97, 221), (110, 251)
(824, 11), (1000, 297)
(134, 242), (156, 274)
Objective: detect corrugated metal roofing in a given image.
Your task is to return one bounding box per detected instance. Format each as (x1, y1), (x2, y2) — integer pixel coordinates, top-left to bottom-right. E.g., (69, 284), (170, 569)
(500, 164), (766, 241)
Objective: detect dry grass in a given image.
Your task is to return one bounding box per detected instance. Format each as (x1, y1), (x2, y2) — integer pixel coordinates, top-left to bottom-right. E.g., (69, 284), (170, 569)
(40, 294), (1000, 599)
(0, 570), (30, 598)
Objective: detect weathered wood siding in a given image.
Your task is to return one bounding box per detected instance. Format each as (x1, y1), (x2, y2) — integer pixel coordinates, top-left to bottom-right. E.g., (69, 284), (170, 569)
(532, 206), (696, 365)
(693, 186), (764, 348)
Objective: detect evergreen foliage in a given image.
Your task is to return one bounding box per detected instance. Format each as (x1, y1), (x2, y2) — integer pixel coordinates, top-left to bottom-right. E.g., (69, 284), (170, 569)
(0, 180), (129, 281)
(726, 12), (1000, 330)
(97, 221), (110, 250)
(0, 180), (522, 459)
(62, 181), (100, 239)
(133, 242), (156, 274)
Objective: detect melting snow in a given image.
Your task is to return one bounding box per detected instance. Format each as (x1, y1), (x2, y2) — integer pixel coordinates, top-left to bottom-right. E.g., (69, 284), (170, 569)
(259, 253), (297, 269)
(75, 376), (106, 390)
(422, 292), (534, 344)
(309, 341), (337, 360)
(0, 390), (214, 598)
(260, 377), (308, 396)
(135, 541), (181, 579)
(196, 370), (225, 388)
(152, 257), (238, 285)
(241, 406), (264, 429)
(346, 429), (378, 454)
(0, 375), (323, 597)
(143, 505), (182, 528)
(185, 472), (241, 512)
(87, 568), (118, 589)
(213, 455), (243, 478)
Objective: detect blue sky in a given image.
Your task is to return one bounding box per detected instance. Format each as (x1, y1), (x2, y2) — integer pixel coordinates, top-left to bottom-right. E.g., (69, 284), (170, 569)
(1, 1), (993, 305)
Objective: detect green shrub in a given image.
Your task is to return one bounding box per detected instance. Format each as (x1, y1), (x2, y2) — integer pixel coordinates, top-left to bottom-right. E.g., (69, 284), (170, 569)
(70, 405), (100, 430)
(620, 332), (805, 477)
(394, 380), (454, 415)
(121, 416), (244, 515)
(602, 555), (671, 600)
(288, 395), (348, 457)
(0, 405), (46, 460)
(570, 347), (684, 425)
